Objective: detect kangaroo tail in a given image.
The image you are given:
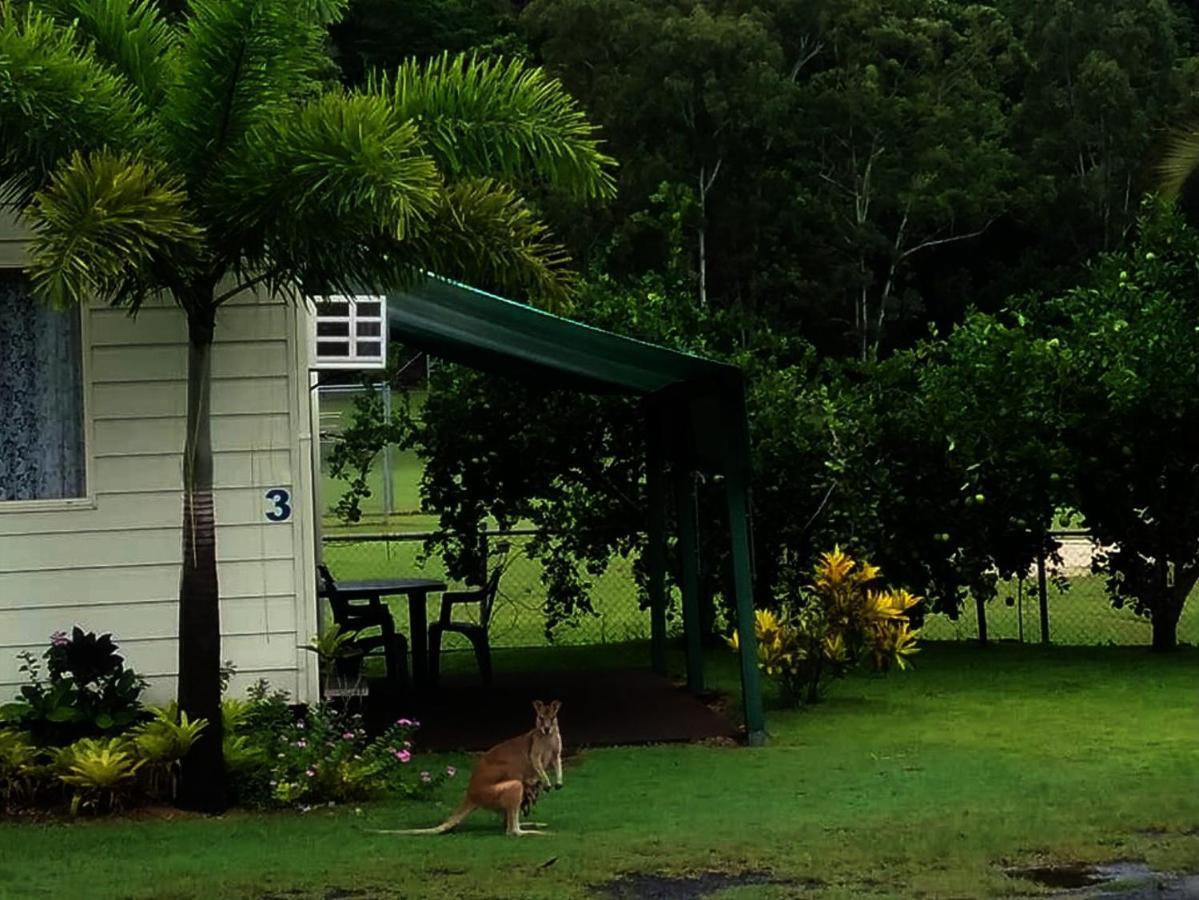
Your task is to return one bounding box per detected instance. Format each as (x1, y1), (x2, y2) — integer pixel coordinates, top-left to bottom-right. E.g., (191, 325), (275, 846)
(372, 800), (474, 836)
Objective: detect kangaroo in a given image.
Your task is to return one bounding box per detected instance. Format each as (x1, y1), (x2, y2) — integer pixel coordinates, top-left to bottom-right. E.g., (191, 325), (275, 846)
(522, 699), (564, 814)
(377, 700), (563, 837)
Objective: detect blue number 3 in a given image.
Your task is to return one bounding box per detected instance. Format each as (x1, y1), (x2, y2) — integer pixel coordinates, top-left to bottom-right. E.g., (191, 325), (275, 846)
(265, 488), (292, 522)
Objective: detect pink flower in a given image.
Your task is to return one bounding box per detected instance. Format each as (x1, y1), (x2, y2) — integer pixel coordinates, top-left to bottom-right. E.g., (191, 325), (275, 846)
(49, 631), (69, 647)
(342, 732), (355, 740)
(394, 749), (411, 763)
(295, 739), (307, 749)
(396, 718), (413, 727)
(306, 768), (316, 778)
(445, 766), (457, 777)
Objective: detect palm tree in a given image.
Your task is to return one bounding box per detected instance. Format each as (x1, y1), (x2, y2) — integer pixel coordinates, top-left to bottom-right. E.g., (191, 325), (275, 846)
(0, 0), (614, 811)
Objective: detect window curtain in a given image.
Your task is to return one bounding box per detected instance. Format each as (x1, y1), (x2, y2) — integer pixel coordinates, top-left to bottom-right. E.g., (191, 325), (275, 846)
(0, 271), (86, 501)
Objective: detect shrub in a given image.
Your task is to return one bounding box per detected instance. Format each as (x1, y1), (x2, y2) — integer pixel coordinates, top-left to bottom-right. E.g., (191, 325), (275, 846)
(731, 548), (921, 705)
(56, 737), (143, 816)
(264, 709), (449, 808)
(127, 705), (207, 801)
(216, 681), (449, 809)
(0, 629), (147, 744)
(0, 729), (45, 810)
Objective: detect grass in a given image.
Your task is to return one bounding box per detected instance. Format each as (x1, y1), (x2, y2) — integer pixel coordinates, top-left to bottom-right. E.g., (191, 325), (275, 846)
(2, 643), (1196, 899)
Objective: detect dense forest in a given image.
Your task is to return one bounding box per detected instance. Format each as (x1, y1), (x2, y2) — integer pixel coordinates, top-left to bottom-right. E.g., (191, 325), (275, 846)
(327, 0), (1199, 649)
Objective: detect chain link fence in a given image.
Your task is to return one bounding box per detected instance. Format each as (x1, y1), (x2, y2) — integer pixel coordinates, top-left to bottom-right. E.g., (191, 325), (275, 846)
(321, 530), (680, 650)
(920, 532), (1199, 645)
(322, 529), (1199, 650)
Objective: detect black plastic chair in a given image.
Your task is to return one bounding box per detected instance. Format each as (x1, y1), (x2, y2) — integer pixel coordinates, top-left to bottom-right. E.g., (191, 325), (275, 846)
(428, 549), (507, 688)
(316, 564), (410, 694)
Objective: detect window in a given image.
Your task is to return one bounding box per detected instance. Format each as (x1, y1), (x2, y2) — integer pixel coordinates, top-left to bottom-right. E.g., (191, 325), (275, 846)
(0, 270), (86, 502)
(311, 294), (387, 370)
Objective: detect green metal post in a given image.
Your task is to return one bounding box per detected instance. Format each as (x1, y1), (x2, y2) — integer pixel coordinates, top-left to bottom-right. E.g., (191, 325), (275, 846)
(646, 416), (668, 675)
(724, 380), (766, 745)
(674, 467), (705, 693)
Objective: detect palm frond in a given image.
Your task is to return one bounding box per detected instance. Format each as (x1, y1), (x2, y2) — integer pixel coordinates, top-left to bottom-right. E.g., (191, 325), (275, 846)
(36, 0), (178, 108)
(0, 6), (148, 204)
(208, 90), (442, 286)
(164, 0), (347, 186)
(384, 178), (577, 310)
(1158, 128), (1199, 199)
(26, 150), (204, 310)
(376, 52), (618, 202)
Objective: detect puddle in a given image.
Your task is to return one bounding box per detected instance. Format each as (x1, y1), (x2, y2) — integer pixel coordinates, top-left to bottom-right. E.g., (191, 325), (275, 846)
(599, 870), (816, 899)
(1007, 860), (1199, 898)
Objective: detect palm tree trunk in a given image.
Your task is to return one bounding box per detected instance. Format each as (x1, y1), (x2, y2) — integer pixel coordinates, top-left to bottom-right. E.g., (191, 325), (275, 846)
(176, 303), (227, 811)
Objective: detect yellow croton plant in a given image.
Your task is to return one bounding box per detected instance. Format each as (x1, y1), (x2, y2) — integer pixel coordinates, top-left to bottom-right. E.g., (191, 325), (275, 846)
(729, 548), (922, 703)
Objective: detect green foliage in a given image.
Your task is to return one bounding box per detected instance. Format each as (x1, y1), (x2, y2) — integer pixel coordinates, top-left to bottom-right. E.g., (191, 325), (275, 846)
(216, 687), (449, 808)
(0, 729), (43, 808)
(331, 0), (522, 80)
(1037, 200), (1199, 648)
(29, 150), (203, 309)
(378, 52), (617, 200)
(56, 737), (144, 815)
(34, 0), (179, 107)
(128, 706), (208, 799)
(0, 629), (147, 745)
(732, 548), (921, 705)
(0, 5), (148, 204)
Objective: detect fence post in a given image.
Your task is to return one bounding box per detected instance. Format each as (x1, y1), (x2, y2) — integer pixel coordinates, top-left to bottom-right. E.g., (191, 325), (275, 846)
(976, 595), (988, 645)
(381, 383), (394, 518)
(477, 523), (489, 587)
(1037, 546), (1050, 644)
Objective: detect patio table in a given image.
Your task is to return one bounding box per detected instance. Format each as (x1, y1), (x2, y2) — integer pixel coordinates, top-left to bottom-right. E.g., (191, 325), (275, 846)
(321, 578), (447, 693)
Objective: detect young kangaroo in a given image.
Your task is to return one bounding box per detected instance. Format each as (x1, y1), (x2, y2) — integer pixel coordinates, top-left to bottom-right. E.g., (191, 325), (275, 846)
(378, 700), (563, 837)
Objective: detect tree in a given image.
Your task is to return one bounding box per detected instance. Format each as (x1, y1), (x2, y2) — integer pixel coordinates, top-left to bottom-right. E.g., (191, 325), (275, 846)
(0, 0), (613, 809)
(1035, 201), (1199, 650)
(1010, 0), (1197, 254)
(522, 0), (808, 312)
(792, 0), (1020, 359)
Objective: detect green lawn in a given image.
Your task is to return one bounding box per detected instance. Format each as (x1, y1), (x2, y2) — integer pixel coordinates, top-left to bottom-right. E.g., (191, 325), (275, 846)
(2, 643), (1196, 899)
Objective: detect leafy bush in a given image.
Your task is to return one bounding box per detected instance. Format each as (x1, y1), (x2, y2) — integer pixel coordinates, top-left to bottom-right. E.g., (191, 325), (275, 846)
(262, 709), (450, 808)
(217, 681), (449, 809)
(127, 705), (207, 801)
(0, 629), (147, 744)
(0, 729), (44, 809)
(55, 737), (143, 816)
(731, 548), (921, 705)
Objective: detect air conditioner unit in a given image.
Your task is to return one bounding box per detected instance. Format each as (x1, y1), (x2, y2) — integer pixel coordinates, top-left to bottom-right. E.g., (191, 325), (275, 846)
(310, 294), (387, 370)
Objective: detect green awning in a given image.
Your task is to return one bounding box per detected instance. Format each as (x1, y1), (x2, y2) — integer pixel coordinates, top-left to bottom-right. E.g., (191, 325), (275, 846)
(387, 277), (737, 395)
(381, 275), (766, 744)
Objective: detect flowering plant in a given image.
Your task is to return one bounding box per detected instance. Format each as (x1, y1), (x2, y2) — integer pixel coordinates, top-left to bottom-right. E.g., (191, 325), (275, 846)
(264, 708), (452, 807)
(729, 548), (921, 705)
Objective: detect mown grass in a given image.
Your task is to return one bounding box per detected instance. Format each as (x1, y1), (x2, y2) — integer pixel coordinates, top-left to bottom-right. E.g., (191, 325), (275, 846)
(2, 643), (1196, 900)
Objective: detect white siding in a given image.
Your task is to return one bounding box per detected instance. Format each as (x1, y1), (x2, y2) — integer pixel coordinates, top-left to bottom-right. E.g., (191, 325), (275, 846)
(0, 213), (320, 703)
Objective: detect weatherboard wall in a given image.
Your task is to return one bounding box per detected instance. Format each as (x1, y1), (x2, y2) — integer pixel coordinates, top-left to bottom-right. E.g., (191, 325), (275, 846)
(0, 212), (321, 704)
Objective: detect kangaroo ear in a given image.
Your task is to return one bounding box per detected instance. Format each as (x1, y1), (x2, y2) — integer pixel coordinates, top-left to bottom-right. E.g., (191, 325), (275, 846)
(532, 700), (545, 714)
(548, 700), (561, 715)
